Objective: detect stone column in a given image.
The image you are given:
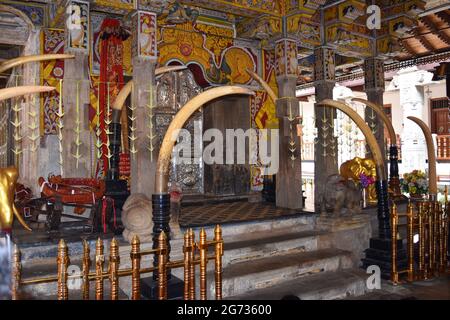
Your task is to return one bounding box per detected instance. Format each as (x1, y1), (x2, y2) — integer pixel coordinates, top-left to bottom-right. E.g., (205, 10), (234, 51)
(274, 39), (302, 210)
(130, 10), (158, 199)
(364, 57), (386, 157)
(20, 25), (41, 193)
(313, 46), (337, 211)
(62, 0), (91, 178)
(388, 67), (433, 174)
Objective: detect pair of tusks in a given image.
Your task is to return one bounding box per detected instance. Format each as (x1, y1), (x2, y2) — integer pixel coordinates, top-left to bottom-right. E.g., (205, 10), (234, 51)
(0, 54), (75, 102)
(155, 86), (255, 194)
(407, 117), (438, 197)
(317, 99), (387, 181)
(351, 98), (397, 144)
(0, 54), (75, 74)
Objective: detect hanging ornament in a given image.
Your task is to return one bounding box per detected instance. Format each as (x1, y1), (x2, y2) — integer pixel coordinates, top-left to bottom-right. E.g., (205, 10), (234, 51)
(146, 83), (156, 162)
(72, 81), (82, 168)
(56, 79), (65, 176)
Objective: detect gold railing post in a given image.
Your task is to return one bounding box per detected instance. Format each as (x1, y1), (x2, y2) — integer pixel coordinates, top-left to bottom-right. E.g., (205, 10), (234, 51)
(109, 238), (120, 300)
(428, 202), (435, 277)
(157, 231), (168, 300)
(183, 230), (191, 300)
(82, 240), (90, 300)
(57, 239), (69, 300)
(407, 202), (415, 282)
(438, 205), (445, 274)
(199, 228), (207, 300)
(95, 237), (104, 300)
(189, 229), (196, 300)
(391, 203), (399, 284)
(214, 225), (223, 300)
(418, 203), (425, 280)
(444, 208), (449, 272)
(12, 244), (21, 300)
(131, 236), (141, 300)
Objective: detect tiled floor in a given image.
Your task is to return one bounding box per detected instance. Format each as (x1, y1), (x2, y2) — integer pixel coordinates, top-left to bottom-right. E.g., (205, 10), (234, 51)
(179, 201), (310, 227)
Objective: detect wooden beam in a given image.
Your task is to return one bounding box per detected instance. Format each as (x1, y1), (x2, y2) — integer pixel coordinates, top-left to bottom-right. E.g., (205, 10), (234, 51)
(421, 15), (450, 45)
(413, 29), (437, 53)
(400, 39), (418, 56)
(436, 10), (450, 25)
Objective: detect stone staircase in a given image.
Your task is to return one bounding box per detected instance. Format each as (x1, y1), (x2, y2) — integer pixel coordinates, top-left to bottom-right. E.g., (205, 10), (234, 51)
(197, 220), (370, 300)
(15, 213), (371, 300)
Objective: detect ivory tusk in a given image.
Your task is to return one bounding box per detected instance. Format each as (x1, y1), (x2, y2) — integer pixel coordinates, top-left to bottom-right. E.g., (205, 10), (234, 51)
(112, 65), (188, 111)
(155, 86), (255, 193)
(317, 99), (386, 180)
(0, 54), (75, 74)
(407, 116), (438, 197)
(246, 68), (278, 103)
(155, 65), (187, 76)
(352, 98), (397, 144)
(0, 86), (55, 102)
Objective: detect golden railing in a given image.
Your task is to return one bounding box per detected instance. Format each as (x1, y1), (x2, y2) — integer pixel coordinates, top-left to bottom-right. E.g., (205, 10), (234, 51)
(390, 195), (449, 284)
(12, 226), (224, 300)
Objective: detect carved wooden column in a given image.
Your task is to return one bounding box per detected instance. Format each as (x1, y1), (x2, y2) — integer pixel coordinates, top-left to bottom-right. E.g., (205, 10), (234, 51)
(62, 0), (91, 178)
(313, 46), (337, 211)
(274, 39), (302, 210)
(364, 57), (386, 159)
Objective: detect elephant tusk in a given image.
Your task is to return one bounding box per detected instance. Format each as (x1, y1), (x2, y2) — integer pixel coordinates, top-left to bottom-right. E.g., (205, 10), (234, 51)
(155, 65), (187, 76)
(0, 54), (75, 74)
(112, 65), (188, 112)
(352, 98), (397, 145)
(13, 203), (32, 231)
(155, 86), (255, 194)
(317, 99), (386, 180)
(246, 68), (278, 103)
(0, 86), (55, 102)
(112, 81), (133, 111)
(407, 116), (437, 197)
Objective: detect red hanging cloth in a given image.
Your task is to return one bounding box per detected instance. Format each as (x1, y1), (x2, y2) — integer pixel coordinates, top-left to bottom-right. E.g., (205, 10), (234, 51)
(97, 18), (129, 177)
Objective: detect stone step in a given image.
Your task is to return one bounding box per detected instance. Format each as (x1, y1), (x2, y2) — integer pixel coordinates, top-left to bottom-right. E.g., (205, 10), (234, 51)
(226, 269), (369, 300)
(205, 248), (353, 298)
(187, 213), (316, 241)
(15, 213), (315, 269)
(221, 229), (326, 268)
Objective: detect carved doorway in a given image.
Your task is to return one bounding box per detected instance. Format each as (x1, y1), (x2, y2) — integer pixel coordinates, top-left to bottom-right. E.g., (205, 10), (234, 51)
(156, 68), (204, 195)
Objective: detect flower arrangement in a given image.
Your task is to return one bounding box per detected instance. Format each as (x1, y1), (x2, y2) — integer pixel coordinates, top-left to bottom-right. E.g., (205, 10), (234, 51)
(401, 170), (428, 196)
(359, 173), (375, 188)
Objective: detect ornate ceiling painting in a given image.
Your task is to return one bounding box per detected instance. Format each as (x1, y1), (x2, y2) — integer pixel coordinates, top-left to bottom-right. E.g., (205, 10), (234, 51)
(12, 0), (450, 138)
(157, 18), (257, 86)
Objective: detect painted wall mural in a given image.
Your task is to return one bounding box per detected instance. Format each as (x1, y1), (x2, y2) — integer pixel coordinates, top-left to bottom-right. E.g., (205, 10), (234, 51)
(3, 0), (46, 26)
(66, 0), (90, 52)
(157, 20), (257, 86)
(133, 11), (158, 59)
(40, 28), (66, 135)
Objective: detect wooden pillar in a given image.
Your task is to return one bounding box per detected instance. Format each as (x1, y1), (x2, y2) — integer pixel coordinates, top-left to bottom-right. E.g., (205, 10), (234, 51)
(130, 10), (158, 199)
(313, 46), (337, 211)
(274, 39), (302, 210)
(364, 57), (386, 157)
(62, 0), (91, 178)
